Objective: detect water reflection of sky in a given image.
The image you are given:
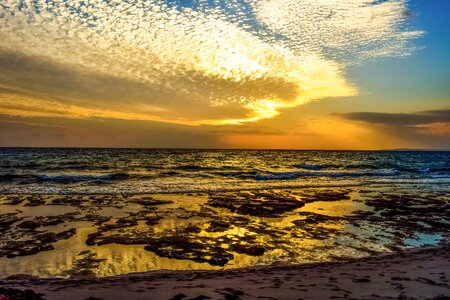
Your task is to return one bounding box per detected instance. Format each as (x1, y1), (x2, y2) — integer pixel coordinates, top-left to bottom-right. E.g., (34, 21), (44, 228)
(0, 185), (448, 278)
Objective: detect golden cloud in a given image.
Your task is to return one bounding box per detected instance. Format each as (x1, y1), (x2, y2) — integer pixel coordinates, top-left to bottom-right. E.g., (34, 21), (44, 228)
(0, 0), (421, 124)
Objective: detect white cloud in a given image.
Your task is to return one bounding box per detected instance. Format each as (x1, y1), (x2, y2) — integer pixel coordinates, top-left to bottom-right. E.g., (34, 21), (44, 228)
(0, 0), (421, 124)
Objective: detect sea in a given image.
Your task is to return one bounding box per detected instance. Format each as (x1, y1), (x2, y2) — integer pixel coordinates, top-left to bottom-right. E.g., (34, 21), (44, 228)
(1, 148), (449, 194)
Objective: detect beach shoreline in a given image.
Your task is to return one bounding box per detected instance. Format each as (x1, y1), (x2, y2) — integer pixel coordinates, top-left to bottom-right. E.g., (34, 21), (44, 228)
(1, 244), (449, 299)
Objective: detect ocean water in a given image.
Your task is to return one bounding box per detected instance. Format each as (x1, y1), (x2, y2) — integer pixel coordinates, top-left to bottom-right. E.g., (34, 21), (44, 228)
(0, 149), (449, 278)
(1, 149), (449, 194)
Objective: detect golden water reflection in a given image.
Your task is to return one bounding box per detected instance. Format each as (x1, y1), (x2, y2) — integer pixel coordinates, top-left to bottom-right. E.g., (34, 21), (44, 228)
(0, 188), (432, 278)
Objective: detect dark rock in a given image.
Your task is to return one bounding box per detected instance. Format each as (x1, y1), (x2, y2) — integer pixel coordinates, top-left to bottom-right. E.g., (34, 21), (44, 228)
(25, 197), (46, 206)
(0, 213), (23, 227)
(0, 228), (76, 258)
(145, 215), (162, 226)
(42, 218), (65, 226)
(206, 220), (231, 232)
(229, 244), (265, 256)
(170, 294), (187, 300)
(62, 250), (106, 279)
(298, 189), (351, 203)
(129, 197), (172, 207)
(208, 190), (304, 217)
(0, 287), (45, 300)
(292, 212), (341, 240)
(3, 196), (25, 205)
(17, 220), (41, 230)
(144, 235), (234, 266)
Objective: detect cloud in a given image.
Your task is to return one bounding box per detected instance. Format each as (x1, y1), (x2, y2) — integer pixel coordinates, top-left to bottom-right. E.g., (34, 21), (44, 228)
(0, 114), (222, 148)
(337, 110), (450, 126)
(336, 109), (450, 149)
(0, 0), (421, 125)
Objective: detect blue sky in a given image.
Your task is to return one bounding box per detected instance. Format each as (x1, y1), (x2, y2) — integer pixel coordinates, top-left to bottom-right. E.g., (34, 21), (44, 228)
(347, 0), (449, 111)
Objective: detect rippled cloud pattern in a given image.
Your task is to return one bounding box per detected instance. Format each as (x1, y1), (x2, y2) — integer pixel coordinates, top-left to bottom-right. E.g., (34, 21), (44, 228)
(0, 0), (422, 124)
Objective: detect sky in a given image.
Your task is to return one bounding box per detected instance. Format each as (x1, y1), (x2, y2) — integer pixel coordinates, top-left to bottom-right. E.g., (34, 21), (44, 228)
(0, 0), (448, 149)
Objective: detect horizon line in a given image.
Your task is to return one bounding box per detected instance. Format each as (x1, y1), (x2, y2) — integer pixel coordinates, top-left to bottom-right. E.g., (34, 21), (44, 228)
(0, 147), (449, 152)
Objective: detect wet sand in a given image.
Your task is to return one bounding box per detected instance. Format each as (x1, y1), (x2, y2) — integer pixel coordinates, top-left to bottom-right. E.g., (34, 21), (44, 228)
(1, 245), (449, 300)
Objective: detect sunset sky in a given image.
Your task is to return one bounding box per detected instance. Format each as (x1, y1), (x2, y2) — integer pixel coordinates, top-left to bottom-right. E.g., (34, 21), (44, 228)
(0, 0), (448, 149)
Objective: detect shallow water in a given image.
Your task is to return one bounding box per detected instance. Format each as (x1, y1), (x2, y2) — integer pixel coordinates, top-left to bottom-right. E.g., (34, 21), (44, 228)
(0, 184), (448, 278)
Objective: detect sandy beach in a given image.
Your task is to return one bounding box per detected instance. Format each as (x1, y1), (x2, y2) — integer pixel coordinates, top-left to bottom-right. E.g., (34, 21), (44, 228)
(1, 245), (449, 300)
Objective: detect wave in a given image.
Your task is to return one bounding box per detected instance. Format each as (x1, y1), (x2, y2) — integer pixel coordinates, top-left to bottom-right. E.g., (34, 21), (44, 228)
(0, 174), (34, 182)
(292, 163), (335, 170)
(217, 171), (260, 179)
(293, 162), (450, 174)
(215, 169), (402, 180)
(175, 164), (208, 171)
(293, 162), (404, 171)
(36, 173), (134, 183)
(344, 163), (384, 170)
(0, 173), (133, 184)
(214, 166), (450, 180)
(175, 164), (222, 172)
(38, 173), (131, 183)
(1, 177), (449, 195)
(254, 170), (401, 180)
